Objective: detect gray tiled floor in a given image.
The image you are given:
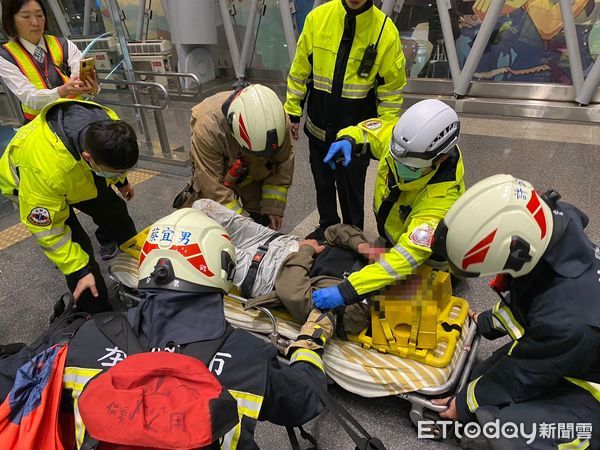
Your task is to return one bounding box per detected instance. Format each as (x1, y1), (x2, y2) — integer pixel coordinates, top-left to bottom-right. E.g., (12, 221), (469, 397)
(0, 103), (598, 449)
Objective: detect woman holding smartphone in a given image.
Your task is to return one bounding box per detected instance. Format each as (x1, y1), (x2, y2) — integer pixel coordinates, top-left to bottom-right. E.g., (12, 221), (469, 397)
(0, 0), (99, 122)
(0, 1), (129, 261)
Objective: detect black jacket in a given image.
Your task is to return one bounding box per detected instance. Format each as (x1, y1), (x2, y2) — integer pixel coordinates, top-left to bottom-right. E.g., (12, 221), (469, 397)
(65, 310), (326, 449)
(456, 202), (600, 421)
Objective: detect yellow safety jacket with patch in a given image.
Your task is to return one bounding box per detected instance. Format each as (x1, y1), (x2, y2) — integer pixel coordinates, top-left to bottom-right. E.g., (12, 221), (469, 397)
(1, 35), (71, 120)
(0, 99), (122, 276)
(335, 118), (465, 300)
(284, 0), (406, 143)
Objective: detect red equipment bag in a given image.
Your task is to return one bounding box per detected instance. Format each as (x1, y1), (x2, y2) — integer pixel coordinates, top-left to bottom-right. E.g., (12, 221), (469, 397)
(78, 351), (239, 450)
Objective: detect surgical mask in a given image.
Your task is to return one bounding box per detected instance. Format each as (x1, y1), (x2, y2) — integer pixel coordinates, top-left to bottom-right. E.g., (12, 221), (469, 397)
(94, 170), (123, 179)
(86, 156), (124, 179)
(394, 160), (425, 181)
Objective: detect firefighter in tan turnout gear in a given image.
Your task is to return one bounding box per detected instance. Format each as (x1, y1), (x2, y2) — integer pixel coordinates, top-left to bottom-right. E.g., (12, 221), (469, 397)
(179, 84), (294, 231)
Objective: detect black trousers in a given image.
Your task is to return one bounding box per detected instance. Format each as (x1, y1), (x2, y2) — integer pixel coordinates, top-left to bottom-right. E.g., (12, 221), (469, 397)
(65, 180), (136, 314)
(469, 343), (600, 449)
(308, 138), (370, 230)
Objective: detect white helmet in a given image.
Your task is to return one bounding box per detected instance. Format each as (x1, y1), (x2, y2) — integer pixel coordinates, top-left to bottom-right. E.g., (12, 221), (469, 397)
(431, 174), (554, 278)
(390, 99), (460, 169)
(138, 208), (236, 294)
(226, 84), (286, 157)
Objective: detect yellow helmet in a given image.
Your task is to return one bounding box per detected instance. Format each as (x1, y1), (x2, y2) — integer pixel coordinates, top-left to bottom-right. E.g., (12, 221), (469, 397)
(432, 174), (553, 278)
(138, 208), (236, 293)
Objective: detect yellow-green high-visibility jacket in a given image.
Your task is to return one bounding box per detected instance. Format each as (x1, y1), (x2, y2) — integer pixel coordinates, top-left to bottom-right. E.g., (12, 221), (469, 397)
(334, 118), (465, 302)
(0, 99), (123, 276)
(284, 0), (406, 143)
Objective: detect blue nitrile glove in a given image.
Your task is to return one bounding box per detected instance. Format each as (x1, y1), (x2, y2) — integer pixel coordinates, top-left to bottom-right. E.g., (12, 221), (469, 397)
(312, 286), (345, 310)
(323, 140), (352, 169)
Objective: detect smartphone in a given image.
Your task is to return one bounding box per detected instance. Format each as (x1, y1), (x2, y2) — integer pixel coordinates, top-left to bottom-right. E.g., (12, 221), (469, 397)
(79, 57), (96, 83)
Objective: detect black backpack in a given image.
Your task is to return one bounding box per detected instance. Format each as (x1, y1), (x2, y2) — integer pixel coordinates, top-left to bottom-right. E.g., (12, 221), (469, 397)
(0, 293), (90, 401)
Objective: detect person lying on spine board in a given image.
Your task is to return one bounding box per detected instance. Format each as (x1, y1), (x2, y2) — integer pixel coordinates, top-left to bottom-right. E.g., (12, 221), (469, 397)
(193, 198), (371, 336)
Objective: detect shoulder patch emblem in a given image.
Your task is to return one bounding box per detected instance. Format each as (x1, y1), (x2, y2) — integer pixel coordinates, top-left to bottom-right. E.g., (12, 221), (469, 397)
(27, 207), (52, 226)
(363, 119), (382, 130)
(409, 224), (435, 248)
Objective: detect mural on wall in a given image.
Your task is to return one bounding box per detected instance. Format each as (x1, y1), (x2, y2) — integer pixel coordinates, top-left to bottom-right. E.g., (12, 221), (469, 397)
(456, 0), (600, 83)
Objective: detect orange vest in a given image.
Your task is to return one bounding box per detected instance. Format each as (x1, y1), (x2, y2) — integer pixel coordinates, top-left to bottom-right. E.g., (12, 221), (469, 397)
(2, 35), (70, 120)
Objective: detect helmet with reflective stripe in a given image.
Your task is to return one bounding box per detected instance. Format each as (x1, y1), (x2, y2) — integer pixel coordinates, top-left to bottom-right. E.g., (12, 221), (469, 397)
(431, 174), (553, 278)
(138, 208), (236, 293)
(390, 99), (460, 169)
(227, 84), (286, 158)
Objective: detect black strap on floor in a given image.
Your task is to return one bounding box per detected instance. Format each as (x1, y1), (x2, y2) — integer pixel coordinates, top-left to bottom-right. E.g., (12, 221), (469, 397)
(240, 232), (282, 298)
(376, 170), (401, 245)
(313, 381), (386, 450)
(287, 425), (319, 450)
(286, 378), (386, 450)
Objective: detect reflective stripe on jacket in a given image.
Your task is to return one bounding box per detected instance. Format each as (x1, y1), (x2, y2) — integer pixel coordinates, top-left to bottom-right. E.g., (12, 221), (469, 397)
(455, 202), (600, 422)
(1, 36), (70, 120)
(335, 118), (465, 299)
(0, 99), (120, 275)
(190, 91), (294, 217)
(284, 0), (406, 142)
(64, 317), (325, 449)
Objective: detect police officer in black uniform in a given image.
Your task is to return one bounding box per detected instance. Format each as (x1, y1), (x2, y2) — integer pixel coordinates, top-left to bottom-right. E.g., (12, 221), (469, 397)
(430, 175), (600, 449)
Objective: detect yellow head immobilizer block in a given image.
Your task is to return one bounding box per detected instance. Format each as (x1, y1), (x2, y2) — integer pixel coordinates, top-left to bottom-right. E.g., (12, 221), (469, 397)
(349, 266), (469, 368)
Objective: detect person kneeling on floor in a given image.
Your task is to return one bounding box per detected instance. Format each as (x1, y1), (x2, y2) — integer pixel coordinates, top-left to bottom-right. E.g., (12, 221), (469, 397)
(64, 208), (332, 449)
(175, 84), (295, 231)
(194, 197), (371, 336)
(312, 99), (466, 311)
(430, 174), (600, 449)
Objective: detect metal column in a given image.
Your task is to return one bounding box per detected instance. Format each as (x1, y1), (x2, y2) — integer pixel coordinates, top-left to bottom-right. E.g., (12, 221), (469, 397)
(135, 0), (146, 41)
(106, 0), (153, 154)
(238, 0), (260, 73)
(83, 0), (92, 35)
(558, 0), (584, 96)
(576, 57), (600, 105)
(279, 0), (297, 61)
(380, 0), (397, 15)
(218, 0), (244, 79)
(135, 0), (147, 41)
(435, 0), (461, 87)
(453, 0), (505, 96)
(46, 0), (71, 37)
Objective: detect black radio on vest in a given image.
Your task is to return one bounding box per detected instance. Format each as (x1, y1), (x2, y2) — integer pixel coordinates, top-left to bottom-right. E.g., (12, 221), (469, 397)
(357, 16), (388, 78)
